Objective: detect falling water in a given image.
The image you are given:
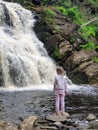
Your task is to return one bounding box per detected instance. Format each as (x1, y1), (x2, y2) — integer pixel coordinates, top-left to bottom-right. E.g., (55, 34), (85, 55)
(0, 0), (56, 87)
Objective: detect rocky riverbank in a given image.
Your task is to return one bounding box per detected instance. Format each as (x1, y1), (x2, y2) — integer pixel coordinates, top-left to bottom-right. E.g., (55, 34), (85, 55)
(0, 89), (98, 130)
(0, 112), (98, 130)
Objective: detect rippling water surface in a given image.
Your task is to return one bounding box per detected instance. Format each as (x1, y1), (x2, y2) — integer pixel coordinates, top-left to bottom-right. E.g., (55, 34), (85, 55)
(0, 84), (98, 123)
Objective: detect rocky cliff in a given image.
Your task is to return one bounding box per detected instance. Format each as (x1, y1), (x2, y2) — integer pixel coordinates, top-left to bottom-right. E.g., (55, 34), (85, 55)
(24, 1), (98, 85)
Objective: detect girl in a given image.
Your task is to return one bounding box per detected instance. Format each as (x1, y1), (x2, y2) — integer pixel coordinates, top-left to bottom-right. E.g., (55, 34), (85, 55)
(54, 66), (67, 115)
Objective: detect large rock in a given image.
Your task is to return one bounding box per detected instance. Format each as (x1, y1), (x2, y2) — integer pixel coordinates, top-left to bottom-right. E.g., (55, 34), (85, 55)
(45, 34), (63, 53)
(63, 50), (98, 85)
(86, 113), (96, 121)
(46, 112), (70, 122)
(19, 116), (37, 130)
(59, 40), (73, 56)
(89, 120), (98, 129)
(0, 120), (18, 130)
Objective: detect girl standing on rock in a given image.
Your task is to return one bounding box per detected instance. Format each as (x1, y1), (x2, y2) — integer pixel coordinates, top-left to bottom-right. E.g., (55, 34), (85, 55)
(54, 66), (67, 115)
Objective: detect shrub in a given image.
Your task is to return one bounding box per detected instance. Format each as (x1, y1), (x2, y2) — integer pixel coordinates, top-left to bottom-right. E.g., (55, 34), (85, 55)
(43, 8), (56, 18)
(52, 46), (60, 58)
(79, 42), (95, 50)
(79, 25), (96, 40)
(92, 56), (98, 62)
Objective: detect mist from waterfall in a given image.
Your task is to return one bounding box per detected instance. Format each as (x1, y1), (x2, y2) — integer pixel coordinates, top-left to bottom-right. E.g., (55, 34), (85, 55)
(0, 1), (56, 87)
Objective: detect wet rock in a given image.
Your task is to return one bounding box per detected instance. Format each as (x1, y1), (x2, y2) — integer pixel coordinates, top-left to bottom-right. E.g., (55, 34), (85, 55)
(64, 50), (98, 84)
(19, 116), (37, 130)
(40, 125), (58, 129)
(77, 121), (89, 129)
(45, 34), (63, 53)
(89, 120), (98, 129)
(59, 40), (73, 56)
(53, 122), (63, 129)
(46, 112), (70, 122)
(0, 120), (18, 130)
(70, 113), (86, 121)
(86, 113), (96, 121)
(53, 121), (62, 127)
(0, 120), (7, 127)
(62, 124), (76, 130)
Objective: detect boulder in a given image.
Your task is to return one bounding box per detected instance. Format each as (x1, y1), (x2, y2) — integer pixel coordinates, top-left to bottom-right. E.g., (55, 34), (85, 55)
(0, 120), (18, 130)
(19, 116), (37, 130)
(86, 113), (96, 121)
(63, 50), (98, 84)
(46, 112), (70, 122)
(89, 120), (98, 129)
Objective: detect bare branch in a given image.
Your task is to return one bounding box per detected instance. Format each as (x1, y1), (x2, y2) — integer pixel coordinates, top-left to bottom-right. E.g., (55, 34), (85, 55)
(81, 17), (98, 27)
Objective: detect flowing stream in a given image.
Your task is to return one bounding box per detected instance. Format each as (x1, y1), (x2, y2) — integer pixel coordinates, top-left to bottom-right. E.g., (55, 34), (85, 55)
(0, 0), (98, 123)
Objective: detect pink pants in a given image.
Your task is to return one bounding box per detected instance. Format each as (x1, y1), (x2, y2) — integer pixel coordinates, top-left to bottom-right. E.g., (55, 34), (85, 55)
(54, 89), (66, 113)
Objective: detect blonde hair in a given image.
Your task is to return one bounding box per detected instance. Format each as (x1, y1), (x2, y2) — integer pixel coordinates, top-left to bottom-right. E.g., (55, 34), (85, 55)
(56, 66), (65, 75)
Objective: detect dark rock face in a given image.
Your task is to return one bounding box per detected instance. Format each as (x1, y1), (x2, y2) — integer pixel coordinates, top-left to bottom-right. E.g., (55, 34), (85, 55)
(63, 50), (98, 84)
(32, 0), (41, 6)
(33, 7), (98, 85)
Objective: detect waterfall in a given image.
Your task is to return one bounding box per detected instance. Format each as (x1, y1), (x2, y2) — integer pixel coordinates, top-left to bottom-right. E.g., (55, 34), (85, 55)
(0, 1), (56, 87)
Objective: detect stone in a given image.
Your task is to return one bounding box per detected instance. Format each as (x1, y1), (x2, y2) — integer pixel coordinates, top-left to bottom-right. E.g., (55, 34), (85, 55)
(0, 120), (7, 127)
(89, 120), (98, 129)
(53, 121), (62, 127)
(46, 112), (70, 122)
(86, 113), (96, 121)
(78, 122), (89, 129)
(63, 124), (76, 129)
(0, 120), (18, 130)
(59, 40), (73, 55)
(40, 125), (58, 129)
(19, 116), (37, 130)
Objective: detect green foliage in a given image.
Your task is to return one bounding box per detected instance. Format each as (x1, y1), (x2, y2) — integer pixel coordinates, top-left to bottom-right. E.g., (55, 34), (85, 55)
(79, 42), (95, 50)
(56, 1), (98, 43)
(65, 7), (80, 20)
(92, 56), (98, 62)
(43, 8), (56, 18)
(88, 0), (98, 7)
(95, 45), (98, 51)
(70, 37), (76, 43)
(57, 6), (84, 25)
(42, 7), (56, 24)
(57, 0), (72, 7)
(52, 46), (60, 58)
(57, 6), (66, 14)
(95, 26), (98, 39)
(79, 25), (96, 40)
(41, 0), (48, 5)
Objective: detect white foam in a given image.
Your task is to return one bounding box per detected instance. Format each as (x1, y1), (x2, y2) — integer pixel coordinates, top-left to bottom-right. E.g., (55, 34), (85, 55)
(0, 84), (98, 96)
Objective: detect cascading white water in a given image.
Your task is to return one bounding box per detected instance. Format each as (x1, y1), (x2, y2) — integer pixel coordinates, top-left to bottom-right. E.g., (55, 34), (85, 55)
(0, 1), (56, 87)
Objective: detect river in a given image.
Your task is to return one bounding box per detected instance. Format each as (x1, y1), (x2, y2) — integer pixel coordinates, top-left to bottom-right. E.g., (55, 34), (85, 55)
(0, 84), (98, 124)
